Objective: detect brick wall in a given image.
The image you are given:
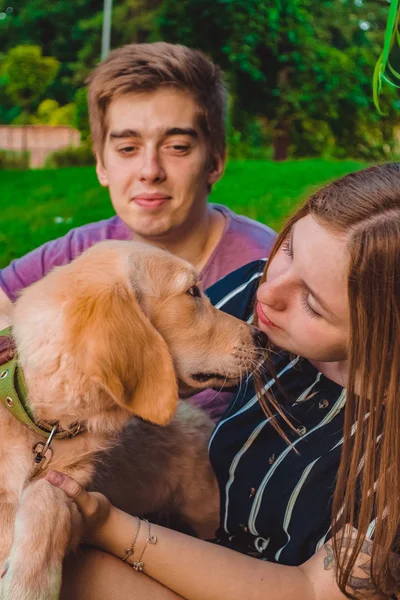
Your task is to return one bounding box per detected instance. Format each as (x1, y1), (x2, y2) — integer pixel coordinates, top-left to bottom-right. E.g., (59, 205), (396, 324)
(0, 125), (80, 168)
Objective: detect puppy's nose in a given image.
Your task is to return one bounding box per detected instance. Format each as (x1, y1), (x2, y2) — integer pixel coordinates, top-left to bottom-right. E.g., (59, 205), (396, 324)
(252, 328), (268, 348)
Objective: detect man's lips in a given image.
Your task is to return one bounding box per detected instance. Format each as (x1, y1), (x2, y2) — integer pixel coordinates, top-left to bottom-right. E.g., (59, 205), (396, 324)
(132, 193), (171, 208)
(256, 302), (281, 329)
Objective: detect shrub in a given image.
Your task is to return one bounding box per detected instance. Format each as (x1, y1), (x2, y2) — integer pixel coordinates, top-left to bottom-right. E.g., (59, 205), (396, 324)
(74, 88), (90, 141)
(45, 142), (94, 168)
(227, 117), (272, 160)
(0, 149), (30, 169)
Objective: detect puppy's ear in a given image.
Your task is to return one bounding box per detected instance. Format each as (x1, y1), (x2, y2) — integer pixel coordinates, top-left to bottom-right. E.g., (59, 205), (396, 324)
(74, 284), (178, 425)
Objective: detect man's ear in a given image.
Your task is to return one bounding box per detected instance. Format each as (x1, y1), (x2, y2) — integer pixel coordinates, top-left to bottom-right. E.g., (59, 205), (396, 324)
(73, 284), (178, 426)
(96, 154), (109, 187)
(207, 152), (226, 186)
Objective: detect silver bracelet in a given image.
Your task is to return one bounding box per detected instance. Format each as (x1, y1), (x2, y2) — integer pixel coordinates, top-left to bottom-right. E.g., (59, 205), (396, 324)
(132, 519), (157, 572)
(122, 516), (141, 562)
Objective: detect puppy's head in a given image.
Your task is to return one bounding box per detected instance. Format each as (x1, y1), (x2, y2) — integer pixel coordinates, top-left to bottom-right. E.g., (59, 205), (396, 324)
(12, 241), (266, 430)
(13, 242), (179, 428)
(122, 244), (266, 393)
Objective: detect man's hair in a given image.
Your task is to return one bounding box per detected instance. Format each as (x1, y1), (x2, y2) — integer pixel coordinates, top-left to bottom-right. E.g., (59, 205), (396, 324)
(87, 42), (227, 162)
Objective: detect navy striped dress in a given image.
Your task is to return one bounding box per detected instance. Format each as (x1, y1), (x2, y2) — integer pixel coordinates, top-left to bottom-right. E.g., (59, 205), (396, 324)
(206, 259), (359, 566)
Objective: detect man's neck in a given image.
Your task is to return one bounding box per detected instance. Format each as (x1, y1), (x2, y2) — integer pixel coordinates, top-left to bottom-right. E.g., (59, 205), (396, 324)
(135, 205), (226, 272)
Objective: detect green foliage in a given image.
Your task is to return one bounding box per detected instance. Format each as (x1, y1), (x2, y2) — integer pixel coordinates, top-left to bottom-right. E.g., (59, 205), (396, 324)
(74, 88), (90, 140)
(36, 99), (59, 122)
(36, 99), (77, 126)
(0, 149), (30, 170)
(0, 0), (103, 103)
(11, 111), (35, 125)
(70, 0), (161, 83)
(0, 0), (398, 160)
(1, 0), (162, 94)
(372, 0), (400, 114)
(8, 98), (77, 126)
(3, 45), (60, 111)
(44, 142), (95, 168)
(159, 0), (400, 160)
(290, 119), (335, 158)
(227, 118), (272, 159)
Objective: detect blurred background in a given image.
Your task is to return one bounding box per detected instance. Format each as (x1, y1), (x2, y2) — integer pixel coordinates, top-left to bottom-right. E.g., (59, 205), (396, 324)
(0, 0), (398, 266)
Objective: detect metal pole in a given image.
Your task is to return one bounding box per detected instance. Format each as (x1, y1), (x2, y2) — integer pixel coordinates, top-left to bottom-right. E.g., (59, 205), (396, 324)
(101, 0), (113, 61)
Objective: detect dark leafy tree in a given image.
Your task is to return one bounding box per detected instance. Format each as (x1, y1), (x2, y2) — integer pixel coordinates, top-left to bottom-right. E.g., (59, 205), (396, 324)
(160, 0), (399, 160)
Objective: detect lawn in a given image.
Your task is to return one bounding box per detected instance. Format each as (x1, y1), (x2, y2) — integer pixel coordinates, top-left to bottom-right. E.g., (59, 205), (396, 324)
(0, 158), (366, 268)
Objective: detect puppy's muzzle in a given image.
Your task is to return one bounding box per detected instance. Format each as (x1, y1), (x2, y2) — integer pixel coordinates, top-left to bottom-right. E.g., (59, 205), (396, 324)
(251, 328), (268, 351)
(186, 327), (269, 391)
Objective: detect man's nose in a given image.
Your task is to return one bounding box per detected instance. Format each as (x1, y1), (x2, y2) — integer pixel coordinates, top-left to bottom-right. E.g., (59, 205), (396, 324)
(139, 149), (166, 183)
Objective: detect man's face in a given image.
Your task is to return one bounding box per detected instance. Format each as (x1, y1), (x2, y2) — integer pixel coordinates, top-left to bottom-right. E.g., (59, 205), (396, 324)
(96, 88), (225, 239)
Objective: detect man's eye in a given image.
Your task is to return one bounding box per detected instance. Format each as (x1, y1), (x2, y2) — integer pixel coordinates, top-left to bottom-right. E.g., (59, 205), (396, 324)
(119, 146), (136, 155)
(187, 285), (201, 298)
(170, 145), (190, 153)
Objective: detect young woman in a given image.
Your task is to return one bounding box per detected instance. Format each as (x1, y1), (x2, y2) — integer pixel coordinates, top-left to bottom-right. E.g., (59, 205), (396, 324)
(49, 163), (400, 599)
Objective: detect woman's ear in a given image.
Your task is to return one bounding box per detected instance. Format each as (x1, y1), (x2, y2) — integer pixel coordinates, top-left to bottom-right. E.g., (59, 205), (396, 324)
(74, 284), (178, 426)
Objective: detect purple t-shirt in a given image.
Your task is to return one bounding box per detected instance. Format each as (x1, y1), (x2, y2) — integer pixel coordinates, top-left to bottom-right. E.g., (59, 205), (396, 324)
(0, 204), (275, 421)
(0, 204), (275, 300)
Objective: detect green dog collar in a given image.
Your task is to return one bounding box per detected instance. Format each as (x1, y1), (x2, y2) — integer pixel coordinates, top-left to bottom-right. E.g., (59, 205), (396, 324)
(0, 326), (81, 439)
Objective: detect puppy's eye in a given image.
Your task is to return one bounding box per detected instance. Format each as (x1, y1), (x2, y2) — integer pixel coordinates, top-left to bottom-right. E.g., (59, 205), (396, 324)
(187, 285), (201, 298)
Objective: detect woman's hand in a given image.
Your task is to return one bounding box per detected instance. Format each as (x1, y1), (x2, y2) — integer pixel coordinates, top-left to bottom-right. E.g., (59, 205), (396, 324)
(45, 470), (112, 543)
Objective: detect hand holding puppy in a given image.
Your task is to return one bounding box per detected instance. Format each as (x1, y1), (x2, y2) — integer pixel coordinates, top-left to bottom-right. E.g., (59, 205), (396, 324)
(46, 470), (113, 545)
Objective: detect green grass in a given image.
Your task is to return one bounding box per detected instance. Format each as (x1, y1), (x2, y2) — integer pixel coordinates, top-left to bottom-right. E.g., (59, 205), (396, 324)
(0, 158), (366, 268)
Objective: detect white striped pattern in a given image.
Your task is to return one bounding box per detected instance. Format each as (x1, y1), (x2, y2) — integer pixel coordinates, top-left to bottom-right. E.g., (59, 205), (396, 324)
(214, 268), (265, 309)
(275, 457), (321, 561)
(248, 389), (347, 535)
(210, 357), (300, 446)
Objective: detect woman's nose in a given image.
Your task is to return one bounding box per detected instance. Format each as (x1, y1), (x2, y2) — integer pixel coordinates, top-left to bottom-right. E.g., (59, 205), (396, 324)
(257, 280), (287, 312)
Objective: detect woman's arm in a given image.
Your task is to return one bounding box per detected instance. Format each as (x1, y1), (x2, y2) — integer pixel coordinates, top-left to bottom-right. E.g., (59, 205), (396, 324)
(47, 471), (372, 600)
(94, 504), (317, 600)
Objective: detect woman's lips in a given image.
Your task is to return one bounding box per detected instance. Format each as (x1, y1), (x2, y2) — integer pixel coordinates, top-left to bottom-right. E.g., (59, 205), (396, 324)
(256, 302), (281, 329)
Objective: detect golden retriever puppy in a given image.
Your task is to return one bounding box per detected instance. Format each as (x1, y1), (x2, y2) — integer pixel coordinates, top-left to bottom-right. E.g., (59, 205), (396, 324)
(0, 240), (267, 600)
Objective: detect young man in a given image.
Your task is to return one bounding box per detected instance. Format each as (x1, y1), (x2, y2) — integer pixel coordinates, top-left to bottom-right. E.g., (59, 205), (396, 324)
(0, 42), (275, 325)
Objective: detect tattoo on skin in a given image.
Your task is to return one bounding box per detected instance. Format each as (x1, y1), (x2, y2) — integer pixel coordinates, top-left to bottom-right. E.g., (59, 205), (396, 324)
(324, 537), (376, 594)
(324, 543), (335, 571)
(324, 529), (400, 597)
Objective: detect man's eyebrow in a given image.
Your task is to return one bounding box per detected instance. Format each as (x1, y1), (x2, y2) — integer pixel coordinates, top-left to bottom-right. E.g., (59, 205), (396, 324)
(164, 127), (198, 138)
(109, 127), (199, 140)
(291, 226), (333, 315)
(109, 129), (140, 139)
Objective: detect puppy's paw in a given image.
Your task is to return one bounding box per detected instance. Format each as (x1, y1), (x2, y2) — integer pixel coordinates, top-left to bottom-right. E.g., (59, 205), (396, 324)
(2, 479), (77, 600)
(0, 563), (61, 600)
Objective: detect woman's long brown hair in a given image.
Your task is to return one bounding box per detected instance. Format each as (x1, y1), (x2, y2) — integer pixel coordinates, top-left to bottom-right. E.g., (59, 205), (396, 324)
(258, 163), (400, 598)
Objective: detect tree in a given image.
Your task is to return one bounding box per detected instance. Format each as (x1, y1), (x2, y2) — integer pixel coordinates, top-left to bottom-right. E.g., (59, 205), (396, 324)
(36, 99), (77, 126)
(0, 0), (103, 103)
(3, 45), (60, 111)
(0, 0), (162, 98)
(159, 0), (399, 160)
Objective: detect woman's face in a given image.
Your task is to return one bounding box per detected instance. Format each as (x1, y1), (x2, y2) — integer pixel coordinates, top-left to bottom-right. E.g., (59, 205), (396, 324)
(256, 215), (350, 362)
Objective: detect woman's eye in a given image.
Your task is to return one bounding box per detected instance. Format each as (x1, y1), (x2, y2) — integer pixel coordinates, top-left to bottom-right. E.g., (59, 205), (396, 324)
(301, 295), (320, 319)
(281, 237), (293, 258)
(187, 285), (201, 298)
